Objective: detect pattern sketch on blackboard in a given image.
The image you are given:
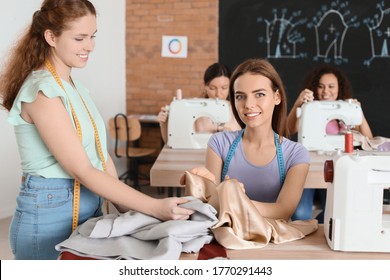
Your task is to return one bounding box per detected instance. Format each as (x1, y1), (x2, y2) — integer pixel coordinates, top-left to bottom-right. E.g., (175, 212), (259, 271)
(307, 0), (359, 65)
(363, 1), (390, 66)
(219, 0), (390, 137)
(257, 9), (308, 59)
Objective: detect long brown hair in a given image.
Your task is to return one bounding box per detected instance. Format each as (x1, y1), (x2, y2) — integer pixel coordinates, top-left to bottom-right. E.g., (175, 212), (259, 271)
(0, 0), (96, 111)
(229, 58), (289, 138)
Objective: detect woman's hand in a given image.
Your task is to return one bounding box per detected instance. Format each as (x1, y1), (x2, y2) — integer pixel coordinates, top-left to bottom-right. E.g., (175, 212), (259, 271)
(346, 98), (373, 139)
(180, 166), (217, 185)
(157, 106), (169, 124)
(295, 89), (314, 107)
(180, 167), (245, 191)
(152, 197), (194, 221)
(224, 175), (245, 192)
(348, 98), (361, 106)
(287, 89), (313, 135)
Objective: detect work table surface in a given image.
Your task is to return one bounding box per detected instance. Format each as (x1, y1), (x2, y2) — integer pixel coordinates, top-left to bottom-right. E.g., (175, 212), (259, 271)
(180, 225), (390, 260)
(150, 147), (328, 189)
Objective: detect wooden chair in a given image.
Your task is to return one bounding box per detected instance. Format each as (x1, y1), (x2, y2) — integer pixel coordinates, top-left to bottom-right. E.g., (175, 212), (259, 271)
(108, 113), (157, 189)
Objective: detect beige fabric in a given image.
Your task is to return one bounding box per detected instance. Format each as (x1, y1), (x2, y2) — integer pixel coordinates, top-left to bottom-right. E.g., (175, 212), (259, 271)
(184, 171), (318, 249)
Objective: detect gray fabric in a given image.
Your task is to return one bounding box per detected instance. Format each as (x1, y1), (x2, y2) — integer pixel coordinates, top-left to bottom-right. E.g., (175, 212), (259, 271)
(55, 197), (218, 260)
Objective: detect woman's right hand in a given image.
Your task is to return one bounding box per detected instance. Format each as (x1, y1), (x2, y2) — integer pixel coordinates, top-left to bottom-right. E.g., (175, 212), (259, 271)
(295, 89), (314, 107)
(152, 197), (195, 221)
(157, 106), (169, 123)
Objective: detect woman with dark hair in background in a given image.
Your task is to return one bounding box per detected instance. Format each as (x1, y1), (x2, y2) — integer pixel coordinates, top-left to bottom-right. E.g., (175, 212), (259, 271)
(157, 62), (241, 143)
(287, 64), (373, 223)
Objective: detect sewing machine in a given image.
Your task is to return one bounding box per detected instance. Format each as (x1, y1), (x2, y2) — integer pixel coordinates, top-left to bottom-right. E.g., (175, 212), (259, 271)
(167, 98), (230, 149)
(323, 152), (390, 252)
(297, 100), (362, 151)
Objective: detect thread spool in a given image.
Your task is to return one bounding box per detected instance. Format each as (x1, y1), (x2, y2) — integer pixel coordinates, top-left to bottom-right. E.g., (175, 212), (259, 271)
(176, 89), (182, 100)
(344, 131), (353, 153)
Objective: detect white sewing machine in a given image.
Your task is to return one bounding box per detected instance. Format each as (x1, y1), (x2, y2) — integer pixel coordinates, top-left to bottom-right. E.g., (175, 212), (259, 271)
(167, 98), (230, 149)
(297, 100), (362, 151)
(323, 152), (390, 252)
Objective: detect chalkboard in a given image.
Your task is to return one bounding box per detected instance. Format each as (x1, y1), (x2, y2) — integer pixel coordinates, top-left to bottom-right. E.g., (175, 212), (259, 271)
(219, 0), (390, 137)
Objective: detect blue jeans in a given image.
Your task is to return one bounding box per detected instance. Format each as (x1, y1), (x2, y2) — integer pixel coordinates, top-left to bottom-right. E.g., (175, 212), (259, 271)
(9, 174), (102, 260)
(291, 188), (326, 223)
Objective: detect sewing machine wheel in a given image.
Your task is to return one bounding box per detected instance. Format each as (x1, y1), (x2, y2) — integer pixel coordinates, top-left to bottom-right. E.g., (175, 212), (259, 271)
(323, 160), (334, 183)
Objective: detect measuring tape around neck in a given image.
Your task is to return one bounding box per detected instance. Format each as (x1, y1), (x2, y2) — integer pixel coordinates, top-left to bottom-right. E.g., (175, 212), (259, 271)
(45, 60), (108, 231)
(221, 129), (285, 187)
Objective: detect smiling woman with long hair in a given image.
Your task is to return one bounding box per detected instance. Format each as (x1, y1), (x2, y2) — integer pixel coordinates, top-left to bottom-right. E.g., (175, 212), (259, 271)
(191, 59), (310, 221)
(0, 0), (193, 260)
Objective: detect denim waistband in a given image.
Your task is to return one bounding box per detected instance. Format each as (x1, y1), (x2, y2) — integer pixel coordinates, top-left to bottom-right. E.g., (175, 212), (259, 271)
(22, 173), (75, 190)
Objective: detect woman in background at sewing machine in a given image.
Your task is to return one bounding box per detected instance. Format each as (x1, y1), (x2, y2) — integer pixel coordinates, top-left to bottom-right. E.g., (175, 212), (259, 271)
(287, 64), (373, 223)
(183, 58), (310, 220)
(157, 62), (241, 143)
(287, 65), (373, 138)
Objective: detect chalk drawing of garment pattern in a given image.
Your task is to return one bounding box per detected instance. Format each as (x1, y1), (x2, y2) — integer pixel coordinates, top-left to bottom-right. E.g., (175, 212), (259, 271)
(268, 19), (296, 58)
(315, 10), (348, 60)
(372, 17), (390, 56)
(367, 8), (390, 63)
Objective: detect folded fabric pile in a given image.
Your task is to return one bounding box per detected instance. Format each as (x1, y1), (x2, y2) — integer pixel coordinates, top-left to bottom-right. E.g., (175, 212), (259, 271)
(56, 197), (218, 259)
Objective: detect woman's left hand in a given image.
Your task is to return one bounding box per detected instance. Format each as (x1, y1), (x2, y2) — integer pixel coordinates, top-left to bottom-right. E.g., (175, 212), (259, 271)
(224, 175), (245, 192)
(348, 98), (361, 106)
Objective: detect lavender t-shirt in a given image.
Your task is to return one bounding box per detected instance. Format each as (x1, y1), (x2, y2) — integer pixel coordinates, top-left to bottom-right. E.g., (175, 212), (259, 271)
(208, 130), (310, 202)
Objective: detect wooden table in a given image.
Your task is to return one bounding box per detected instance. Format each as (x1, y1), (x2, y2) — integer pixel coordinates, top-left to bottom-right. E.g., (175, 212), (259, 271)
(150, 147), (329, 189)
(180, 225), (390, 260)
(128, 114), (159, 128)
(128, 114), (164, 148)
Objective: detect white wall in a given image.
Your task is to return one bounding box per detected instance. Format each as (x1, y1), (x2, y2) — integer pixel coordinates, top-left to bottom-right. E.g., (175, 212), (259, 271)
(0, 0), (126, 219)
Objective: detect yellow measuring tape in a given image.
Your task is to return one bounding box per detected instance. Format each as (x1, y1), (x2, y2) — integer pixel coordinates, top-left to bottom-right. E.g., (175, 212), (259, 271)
(45, 61), (108, 231)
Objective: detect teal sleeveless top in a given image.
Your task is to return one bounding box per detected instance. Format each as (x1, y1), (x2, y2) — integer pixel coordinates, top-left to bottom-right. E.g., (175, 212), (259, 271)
(8, 70), (108, 178)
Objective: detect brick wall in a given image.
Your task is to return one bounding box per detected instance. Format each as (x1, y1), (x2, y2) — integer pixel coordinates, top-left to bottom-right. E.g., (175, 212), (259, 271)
(126, 0), (218, 150)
